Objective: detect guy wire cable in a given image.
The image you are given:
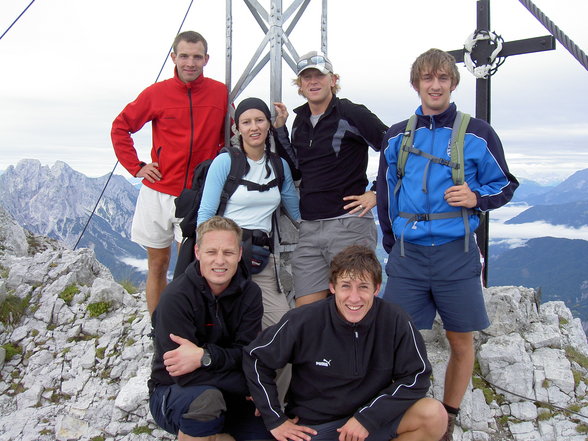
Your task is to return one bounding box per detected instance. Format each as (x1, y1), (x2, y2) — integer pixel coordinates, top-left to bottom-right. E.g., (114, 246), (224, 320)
(518, 0), (588, 71)
(474, 366), (588, 422)
(0, 0), (36, 42)
(74, 0), (195, 250)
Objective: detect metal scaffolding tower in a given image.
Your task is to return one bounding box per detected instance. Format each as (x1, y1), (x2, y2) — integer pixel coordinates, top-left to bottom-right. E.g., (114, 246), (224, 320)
(225, 0), (327, 123)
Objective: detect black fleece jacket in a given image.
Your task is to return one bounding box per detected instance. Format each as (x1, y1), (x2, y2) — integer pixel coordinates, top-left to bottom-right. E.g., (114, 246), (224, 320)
(275, 96), (387, 220)
(243, 297), (431, 433)
(149, 261), (263, 396)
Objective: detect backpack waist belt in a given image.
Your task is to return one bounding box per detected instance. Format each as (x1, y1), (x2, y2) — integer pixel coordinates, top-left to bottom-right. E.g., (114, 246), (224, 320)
(243, 228), (271, 248)
(398, 208), (476, 257)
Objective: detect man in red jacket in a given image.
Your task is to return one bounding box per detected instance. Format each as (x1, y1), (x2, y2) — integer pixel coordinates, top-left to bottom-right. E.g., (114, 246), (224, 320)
(111, 31), (228, 314)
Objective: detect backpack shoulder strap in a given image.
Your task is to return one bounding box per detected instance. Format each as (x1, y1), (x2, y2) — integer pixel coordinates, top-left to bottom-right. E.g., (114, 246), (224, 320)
(217, 146), (247, 217)
(266, 150), (287, 245)
(449, 111), (473, 253)
(389, 115), (418, 220)
(398, 115), (417, 179)
(267, 151), (285, 190)
(239, 150), (285, 192)
(449, 111), (471, 185)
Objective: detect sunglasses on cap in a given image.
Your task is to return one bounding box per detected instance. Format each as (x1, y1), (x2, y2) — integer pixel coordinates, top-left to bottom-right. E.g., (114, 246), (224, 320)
(296, 54), (333, 73)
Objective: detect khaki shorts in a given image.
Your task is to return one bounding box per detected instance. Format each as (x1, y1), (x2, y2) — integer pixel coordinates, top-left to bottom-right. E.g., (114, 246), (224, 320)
(292, 216), (377, 298)
(131, 185), (183, 249)
(252, 253), (291, 329)
(251, 253), (292, 405)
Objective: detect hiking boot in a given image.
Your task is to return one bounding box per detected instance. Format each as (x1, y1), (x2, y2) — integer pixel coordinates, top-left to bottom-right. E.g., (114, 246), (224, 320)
(439, 412), (456, 441)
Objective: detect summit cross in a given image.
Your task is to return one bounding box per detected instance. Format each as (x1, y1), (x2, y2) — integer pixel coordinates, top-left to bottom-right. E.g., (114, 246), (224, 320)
(446, 0), (555, 285)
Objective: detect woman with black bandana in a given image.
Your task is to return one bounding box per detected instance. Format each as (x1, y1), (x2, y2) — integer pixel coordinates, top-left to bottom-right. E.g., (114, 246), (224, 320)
(198, 97), (300, 329)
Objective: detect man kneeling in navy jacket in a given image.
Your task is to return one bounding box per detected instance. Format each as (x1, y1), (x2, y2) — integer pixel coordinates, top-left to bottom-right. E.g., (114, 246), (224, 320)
(149, 216), (270, 441)
(243, 245), (446, 441)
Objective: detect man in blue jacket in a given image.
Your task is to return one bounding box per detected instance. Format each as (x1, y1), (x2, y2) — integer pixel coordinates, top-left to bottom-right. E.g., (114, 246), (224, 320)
(148, 216), (270, 441)
(244, 245), (446, 441)
(376, 48), (519, 440)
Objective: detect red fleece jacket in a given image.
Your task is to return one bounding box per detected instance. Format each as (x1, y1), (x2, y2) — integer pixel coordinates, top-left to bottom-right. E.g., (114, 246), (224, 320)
(112, 70), (228, 196)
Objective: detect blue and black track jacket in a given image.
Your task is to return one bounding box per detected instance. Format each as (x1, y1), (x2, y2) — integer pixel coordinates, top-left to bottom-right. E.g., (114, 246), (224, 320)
(243, 296), (431, 434)
(275, 95), (387, 220)
(376, 103), (519, 253)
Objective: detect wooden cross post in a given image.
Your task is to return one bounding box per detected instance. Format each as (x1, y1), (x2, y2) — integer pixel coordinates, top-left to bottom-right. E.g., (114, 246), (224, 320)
(447, 0), (555, 286)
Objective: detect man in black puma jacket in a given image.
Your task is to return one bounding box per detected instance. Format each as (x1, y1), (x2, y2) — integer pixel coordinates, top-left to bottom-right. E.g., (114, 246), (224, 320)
(243, 245), (446, 441)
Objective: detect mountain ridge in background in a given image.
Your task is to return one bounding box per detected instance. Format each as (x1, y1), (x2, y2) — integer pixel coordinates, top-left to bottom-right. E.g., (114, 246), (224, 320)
(510, 177), (556, 203)
(2, 159), (587, 330)
(0, 159), (145, 285)
(522, 168), (588, 205)
(505, 200), (588, 228)
(488, 237), (588, 329)
(488, 168), (588, 330)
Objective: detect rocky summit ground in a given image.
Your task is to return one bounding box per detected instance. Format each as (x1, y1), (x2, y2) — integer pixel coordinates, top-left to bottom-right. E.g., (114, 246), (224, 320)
(1, 206), (588, 441)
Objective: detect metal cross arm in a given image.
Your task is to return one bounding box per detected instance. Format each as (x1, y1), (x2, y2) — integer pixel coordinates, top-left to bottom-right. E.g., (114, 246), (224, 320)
(448, 35), (555, 64)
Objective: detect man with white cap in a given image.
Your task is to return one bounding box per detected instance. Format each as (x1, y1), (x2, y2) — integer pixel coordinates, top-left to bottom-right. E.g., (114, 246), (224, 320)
(274, 51), (388, 307)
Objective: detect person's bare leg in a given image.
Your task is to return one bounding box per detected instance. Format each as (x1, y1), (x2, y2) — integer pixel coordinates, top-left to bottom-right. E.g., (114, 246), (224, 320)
(443, 331), (475, 408)
(395, 398), (447, 440)
(145, 246), (171, 314)
(295, 289), (329, 307)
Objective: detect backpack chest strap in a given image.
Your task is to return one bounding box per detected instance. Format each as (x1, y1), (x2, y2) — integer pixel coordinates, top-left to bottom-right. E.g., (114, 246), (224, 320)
(400, 144), (461, 194)
(240, 177), (278, 192)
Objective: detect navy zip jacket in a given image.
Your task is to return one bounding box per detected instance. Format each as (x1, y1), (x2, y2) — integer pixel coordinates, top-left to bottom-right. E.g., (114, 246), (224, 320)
(376, 103), (519, 253)
(149, 260), (263, 396)
(243, 296), (431, 434)
(275, 96), (387, 220)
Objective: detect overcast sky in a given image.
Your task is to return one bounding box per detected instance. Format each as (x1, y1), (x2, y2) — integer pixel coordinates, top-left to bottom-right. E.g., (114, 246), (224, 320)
(1, 0), (587, 185)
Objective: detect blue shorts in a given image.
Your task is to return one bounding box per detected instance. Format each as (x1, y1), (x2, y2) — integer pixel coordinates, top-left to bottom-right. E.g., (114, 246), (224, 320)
(382, 235), (490, 332)
(149, 384), (271, 440)
(304, 416), (399, 441)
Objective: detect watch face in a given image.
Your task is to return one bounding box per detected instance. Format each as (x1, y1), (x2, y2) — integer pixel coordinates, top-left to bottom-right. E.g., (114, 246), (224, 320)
(202, 350), (212, 367)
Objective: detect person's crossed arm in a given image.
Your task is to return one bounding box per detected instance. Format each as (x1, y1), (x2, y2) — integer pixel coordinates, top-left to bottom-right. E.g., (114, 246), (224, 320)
(162, 333), (205, 377)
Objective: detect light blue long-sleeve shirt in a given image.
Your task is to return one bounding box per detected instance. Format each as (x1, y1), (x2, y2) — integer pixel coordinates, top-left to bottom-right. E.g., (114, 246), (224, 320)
(198, 152), (300, 233)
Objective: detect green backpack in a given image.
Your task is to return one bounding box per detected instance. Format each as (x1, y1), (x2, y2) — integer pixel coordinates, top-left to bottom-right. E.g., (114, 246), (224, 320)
(393, 111), (476, 256)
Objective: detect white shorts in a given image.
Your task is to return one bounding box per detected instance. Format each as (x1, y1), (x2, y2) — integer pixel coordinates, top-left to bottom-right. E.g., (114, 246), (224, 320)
(131, 185), (183, 249)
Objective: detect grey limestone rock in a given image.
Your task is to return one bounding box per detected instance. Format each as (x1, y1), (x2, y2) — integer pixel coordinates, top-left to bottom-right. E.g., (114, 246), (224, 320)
(1, 209), (588, 441)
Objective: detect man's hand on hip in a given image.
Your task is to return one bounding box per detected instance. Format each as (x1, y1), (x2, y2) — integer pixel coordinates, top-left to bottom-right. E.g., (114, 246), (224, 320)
(137, 162), (162, 183)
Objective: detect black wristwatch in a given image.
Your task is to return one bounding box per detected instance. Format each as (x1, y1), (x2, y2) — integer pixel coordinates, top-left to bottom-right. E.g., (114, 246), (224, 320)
(201, 349), (212, 367)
